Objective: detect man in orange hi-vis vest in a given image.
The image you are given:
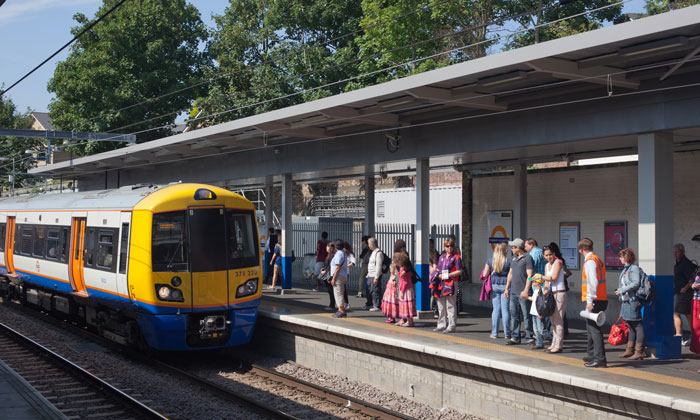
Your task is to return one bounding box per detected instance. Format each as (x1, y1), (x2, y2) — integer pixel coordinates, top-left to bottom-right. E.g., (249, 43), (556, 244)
(579, 238), (608, 368)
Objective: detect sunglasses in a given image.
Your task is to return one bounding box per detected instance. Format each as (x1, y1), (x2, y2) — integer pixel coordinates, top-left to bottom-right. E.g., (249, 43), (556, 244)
(444, 244), (453, 248)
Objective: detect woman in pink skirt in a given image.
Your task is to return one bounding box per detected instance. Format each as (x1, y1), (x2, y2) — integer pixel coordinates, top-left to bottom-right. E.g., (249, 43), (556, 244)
(396, 252), (417, 327)
(691, 272), (700, 357)
(382, 262), (399, 323)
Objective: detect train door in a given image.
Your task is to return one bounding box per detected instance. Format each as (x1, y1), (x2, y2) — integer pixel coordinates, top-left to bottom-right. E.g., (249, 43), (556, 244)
(116, 212), (131, 299)
(69, 217), (88, 296)
(187, 207), (229, 310)
(4, 216), (16, 275)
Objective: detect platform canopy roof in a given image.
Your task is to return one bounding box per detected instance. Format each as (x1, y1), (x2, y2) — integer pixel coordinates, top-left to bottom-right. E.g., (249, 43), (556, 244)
(33, 6), (700, 186)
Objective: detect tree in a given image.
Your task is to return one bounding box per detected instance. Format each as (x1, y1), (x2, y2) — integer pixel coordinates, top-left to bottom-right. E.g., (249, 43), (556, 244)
(0, 96), (41, 194)
(645, 0), (700, 15)
(48, 0), (208, 155)
(502, 0), (628, 49)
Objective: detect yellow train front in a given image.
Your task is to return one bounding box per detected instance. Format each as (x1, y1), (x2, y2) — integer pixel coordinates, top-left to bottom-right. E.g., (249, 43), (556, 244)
(0, 183), (262, 351)
(130, 184), (262, 350)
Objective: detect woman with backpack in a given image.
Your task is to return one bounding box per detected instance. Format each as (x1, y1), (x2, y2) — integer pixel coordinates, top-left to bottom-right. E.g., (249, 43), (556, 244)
(431, 237), (462, 333)
(615, 248), (646, 360)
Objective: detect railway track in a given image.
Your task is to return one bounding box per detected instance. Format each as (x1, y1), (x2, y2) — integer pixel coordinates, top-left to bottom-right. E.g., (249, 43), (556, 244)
(2, 300), (415, 420)
(0, 321), (167, 420)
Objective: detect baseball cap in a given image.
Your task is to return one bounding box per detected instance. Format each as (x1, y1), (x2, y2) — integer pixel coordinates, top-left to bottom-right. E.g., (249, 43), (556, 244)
(508, 238), (524, 248)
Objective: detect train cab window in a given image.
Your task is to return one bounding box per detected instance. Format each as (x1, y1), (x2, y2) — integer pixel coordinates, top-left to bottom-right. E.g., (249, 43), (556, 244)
(119, 223), (129, 274)
(20, 226), (33, 256)
(59, 227), (69, 263)
(47, 228), (60, 260)
(84, 228), (96, 267)
(0, 223), (5, 252)
(152, 212), (188, 272)
(226, 210), (259, 269)
(96, 230), (115, 271)
(33, 226), (47, 258)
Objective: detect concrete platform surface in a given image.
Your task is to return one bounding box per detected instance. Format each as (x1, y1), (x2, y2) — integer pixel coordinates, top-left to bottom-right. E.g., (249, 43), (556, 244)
(0, 359), (66, 420)
(259, 287), (700, 416)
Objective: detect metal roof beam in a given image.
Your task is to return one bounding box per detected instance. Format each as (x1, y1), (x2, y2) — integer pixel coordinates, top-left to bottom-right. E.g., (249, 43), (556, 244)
(320, 107), (401, 127)
(526, 57), (639, 89)
(254, 122), (327, 139)
(406, 86), (506, 111)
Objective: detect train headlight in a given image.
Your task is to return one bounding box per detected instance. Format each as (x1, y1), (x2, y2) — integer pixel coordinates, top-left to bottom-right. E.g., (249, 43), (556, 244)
(171, 289), (183, 301)
(157, 286), (171, 300)
(171, 276), (182, 287)
(236, 279), (258, 298)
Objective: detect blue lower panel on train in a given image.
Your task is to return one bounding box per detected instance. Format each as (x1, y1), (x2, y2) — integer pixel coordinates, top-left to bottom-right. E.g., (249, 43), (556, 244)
(138, 306), (259, 351)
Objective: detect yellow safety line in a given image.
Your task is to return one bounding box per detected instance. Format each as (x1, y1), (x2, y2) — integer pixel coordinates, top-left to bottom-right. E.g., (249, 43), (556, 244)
(262, 299), (700, 391)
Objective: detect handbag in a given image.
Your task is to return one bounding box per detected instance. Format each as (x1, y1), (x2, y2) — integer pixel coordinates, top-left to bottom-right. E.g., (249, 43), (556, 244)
(479, 273), (492, 301)
(535, 288), (556, 317)
(607, 316), (629, 346)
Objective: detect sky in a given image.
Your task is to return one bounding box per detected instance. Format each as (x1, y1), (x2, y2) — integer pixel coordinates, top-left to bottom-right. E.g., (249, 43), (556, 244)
(0, 0), (648, 118)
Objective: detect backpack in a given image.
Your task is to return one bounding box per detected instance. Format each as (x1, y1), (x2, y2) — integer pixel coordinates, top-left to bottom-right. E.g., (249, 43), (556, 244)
(635, 266), (655, 303)
(380, 251), (391, 275)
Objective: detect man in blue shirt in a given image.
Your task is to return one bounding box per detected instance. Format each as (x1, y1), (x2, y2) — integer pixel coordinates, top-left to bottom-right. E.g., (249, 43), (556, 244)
(526, 238), (545, 276)
(330, 239), (349, 318)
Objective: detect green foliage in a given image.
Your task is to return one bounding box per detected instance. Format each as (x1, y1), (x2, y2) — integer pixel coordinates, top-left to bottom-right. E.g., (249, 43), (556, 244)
(48, 0), (208, 155)
(503, 0), (627, 49)
(645, 0), (700, 15)
(0, 96), (41, 193)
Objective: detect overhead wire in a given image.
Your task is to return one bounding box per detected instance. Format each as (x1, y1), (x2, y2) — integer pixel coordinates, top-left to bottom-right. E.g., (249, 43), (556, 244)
(0, 0), (130, 97)
(104, 0), (627, 138)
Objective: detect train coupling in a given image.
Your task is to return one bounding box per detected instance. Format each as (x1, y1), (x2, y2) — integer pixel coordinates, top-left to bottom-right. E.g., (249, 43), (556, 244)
(198, 315), (230, 339)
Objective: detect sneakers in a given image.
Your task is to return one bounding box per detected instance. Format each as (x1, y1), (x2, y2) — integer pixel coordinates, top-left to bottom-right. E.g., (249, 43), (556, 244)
(505, 339), (520, 346)
(369, 307), (380, 312)
(311, 288), (319, 292)
(433, 327), (445, 332)
(682, 339), (690, 346)
(332, 311), (347, 318)
(361, 305), (370, 310)
(489, 334), (498, 339)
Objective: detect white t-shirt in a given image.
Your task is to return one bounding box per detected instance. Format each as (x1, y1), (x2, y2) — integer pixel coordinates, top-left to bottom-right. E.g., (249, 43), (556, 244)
(530, 286), (541, 316)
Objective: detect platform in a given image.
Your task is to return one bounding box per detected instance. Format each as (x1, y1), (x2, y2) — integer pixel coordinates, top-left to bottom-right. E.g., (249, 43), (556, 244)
(255, 287), (700, 420)
(0, 359), (66, 420)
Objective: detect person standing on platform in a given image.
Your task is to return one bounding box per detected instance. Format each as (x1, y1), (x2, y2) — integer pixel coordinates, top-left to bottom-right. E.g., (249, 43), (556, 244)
(382, 262), (399, 323)
(331, 240), (349, 318)
(505, 238), (534, 345)
(265, 227), (278, 284)
(396, 252), (417, 327)
(690, 271), (700, 357)
(359, 236), (372, 308)
(482, 242), (511, 339)
(533, 244), (567, 353)
(366, 237), (384, 311)
(673, 244), (697, 346)
(526, 238), (550, 342)
(579, 238), (608, 368)
(320, 242), (337, 311)
(431, 237), (462, 333)
(615, 248), (646, 360)
(313, 232), (329, 292)
(269, 231), (282, 290)
(429, 249), (440, 319)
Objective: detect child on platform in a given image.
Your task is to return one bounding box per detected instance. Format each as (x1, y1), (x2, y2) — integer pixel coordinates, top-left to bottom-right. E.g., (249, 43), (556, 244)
(396, 252), (417, 327)
(382, 262), (399, 323)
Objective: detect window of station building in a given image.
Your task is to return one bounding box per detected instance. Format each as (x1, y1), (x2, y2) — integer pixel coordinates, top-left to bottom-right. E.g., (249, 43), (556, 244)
(96, 230), (116, 272)
(152, 212), (188, 272)
(226, 210), (259, 270)
(33, 226), (47, 258)
(46, 228), (60, 260)
(20, 226), (33, 256)
(0, 223), (5, 252)
(119, 223), (129, 274)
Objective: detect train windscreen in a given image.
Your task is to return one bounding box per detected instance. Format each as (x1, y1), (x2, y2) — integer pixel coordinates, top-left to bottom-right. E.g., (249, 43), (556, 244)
(226, 209), (259, 269)
(152, 211), (189, 272)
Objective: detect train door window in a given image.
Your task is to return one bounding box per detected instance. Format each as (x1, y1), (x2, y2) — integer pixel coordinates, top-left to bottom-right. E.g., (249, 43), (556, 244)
(0, 223), (5, 252)
(33, 225), (47, 258)
(119, 223), (129, 274)
(96, 230), (115, 271)
(152, 212), (188, 272)
(46, 228), (60, 260)
(20, 226), (33, 256)
(84, 228), (96, 267)
(59, 227), (69, 263)
(226, 210), (259, 269)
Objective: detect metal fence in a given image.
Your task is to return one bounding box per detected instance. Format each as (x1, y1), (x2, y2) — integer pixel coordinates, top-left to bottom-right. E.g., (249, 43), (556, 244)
(291, 221), (460, 294)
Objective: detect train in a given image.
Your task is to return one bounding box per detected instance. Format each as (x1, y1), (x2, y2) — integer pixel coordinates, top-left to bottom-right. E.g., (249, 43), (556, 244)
(0, 183), (262, 351)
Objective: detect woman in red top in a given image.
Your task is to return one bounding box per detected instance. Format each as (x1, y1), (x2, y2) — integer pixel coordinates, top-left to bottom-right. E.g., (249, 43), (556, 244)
(395, 252), (417, 327)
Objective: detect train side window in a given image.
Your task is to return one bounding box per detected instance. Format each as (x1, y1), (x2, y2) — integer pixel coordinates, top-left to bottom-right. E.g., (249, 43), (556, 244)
(59, 227), (69, 263)
(0, 223), (5, 252)
(46, 228), (60, 260)
(226, 210), (259, 270)
(96, 230), (115, 271)
(20, 226), (33, 256)
(119, 223), (129, 274)
(84, 228), (96, 267)
(33, 225), (47, 258)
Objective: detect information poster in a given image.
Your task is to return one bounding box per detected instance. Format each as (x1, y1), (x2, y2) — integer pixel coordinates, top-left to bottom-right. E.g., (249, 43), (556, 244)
(559, 222), (580, 270)
(488, 210), (512, 251)
(604, 221), (627, 270)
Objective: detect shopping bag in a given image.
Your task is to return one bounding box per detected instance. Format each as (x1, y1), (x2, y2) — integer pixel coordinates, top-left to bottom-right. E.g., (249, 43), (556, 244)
(607, 316), (629, 346)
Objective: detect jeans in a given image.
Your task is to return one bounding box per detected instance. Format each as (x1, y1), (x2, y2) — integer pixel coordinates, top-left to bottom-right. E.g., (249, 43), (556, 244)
(586, 300), (608, 363)
(491, 283), (510, 337)
(366, 276), (383, 308)
(509, 294), (533, 343)
(533, 316), (545, 346)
